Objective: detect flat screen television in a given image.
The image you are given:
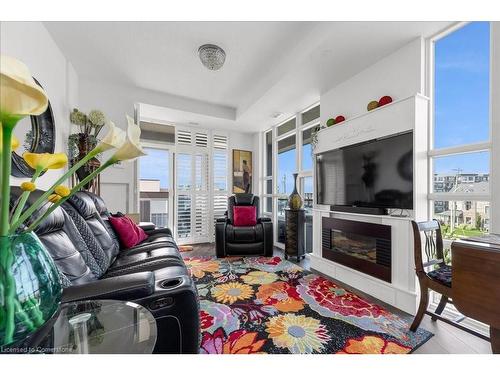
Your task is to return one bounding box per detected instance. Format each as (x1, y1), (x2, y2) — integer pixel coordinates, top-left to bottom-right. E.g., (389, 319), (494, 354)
(316, 131), (413, 209)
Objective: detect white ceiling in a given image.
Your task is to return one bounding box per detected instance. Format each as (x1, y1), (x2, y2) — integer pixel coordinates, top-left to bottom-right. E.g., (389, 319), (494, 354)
(44, 21), (453, 133)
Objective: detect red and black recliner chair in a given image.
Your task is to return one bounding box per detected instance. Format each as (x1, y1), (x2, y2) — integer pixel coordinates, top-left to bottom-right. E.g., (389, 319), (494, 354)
(215, 194), (273, 257)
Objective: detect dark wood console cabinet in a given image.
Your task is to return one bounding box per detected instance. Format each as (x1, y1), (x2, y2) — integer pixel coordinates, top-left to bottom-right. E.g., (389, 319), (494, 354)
(285, 209), (306, 261)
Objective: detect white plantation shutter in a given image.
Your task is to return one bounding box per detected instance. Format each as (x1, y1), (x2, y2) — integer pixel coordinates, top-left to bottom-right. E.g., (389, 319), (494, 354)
(195, 194), (210, 238)
(176, 194), (192, 239)
(176, 153), (192, 189)
(213, 194), (228, 220)
(174, 128), (229, 243)
(195, 132), (209, 148)
(195, 153), (209, 191)
(176, 129), (192, 145)
(213, 134), (228, 150)
(213, 150), (227, 192)
(176, 153), (192, 241)
(194, 153), (210, 241)
(211, 133), (229, 239)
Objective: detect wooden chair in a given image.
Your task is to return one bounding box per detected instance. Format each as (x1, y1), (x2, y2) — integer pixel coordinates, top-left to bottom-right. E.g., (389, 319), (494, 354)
(410, 220), (452, 331)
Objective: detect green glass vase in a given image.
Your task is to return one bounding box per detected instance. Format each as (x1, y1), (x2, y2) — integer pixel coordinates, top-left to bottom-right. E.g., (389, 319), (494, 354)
(0, 232), (62, 349)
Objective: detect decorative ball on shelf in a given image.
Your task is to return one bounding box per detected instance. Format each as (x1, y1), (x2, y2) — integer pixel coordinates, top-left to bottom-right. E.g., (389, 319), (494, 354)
(378, 95), (393, 107)
(335, 115), (345, 124)
(326, 118), (336, 127)
(367, 100), (379, 111)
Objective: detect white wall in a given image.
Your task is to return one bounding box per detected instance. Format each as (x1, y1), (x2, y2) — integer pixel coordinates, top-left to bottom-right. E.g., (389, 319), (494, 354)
(320, 37), (425, 125)
(78, 78), (140, 213)
(228, 130), (259, 195)
(252, 133), (261, 197)
(1, 21), (79, 189)
(79, 78), (259, 213)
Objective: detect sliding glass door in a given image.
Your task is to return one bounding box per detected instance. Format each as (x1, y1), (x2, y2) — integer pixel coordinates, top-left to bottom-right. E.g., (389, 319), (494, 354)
(138, 146), (174, 230)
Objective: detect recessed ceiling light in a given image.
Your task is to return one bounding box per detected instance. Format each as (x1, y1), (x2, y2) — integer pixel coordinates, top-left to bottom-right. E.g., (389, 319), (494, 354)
(198, 44), (226, 71)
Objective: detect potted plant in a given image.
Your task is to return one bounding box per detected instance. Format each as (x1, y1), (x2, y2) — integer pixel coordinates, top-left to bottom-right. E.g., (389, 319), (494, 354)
(0, 55), (146, 348)
(69, 108), (108, 190)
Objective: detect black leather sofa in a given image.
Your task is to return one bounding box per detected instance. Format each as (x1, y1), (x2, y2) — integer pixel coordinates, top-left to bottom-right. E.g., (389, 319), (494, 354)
(215, 194), (273, 257)
(11, 187), (200, 354)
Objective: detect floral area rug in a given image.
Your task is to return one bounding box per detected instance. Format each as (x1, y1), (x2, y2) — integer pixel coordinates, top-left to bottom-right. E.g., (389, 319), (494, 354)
(183, 256), (433, 354)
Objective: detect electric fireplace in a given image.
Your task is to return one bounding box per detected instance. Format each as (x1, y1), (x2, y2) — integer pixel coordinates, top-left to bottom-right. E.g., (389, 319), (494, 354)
(322, 217), (392, 282)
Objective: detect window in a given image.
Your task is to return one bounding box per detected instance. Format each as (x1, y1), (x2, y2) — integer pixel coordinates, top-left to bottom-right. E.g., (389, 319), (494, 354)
(277, 134), (296, 244)
(265, 131), (272, 176)
(432, 152), (490, 195)
(434, 22), (490, 149)
(260, 102), (319, 249)
(301, 125), (318, 171)
(264, 197), (273, 214)
(262, 130), (274, 216)
(139, 147), (170, 228)
(277, 118), (296, 137)
(430, 22), (491, 247)
(301, 105), (320, 125)
(277, 135), (296, 195)
(433, 200), (490, 238)
(299, 106), (319, 253)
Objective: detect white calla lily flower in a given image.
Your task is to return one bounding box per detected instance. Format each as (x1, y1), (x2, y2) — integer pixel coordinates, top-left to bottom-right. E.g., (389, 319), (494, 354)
(0, 55), (48, 124)
(111, 115), (146, 162)
(96, 121), (126, 152)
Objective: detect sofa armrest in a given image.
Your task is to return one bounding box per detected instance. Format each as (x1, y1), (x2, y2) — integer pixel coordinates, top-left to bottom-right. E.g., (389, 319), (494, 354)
(215, 218), (227, 257)
(143, 227), (172, 236)
(124, 241), (177, 255)
(61, 272), (155, 303)
(260, 219), (274, 257)
(138, 222), (156, 231)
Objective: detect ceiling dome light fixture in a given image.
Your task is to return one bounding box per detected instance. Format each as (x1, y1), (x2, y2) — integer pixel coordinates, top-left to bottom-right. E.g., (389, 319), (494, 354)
(198, 44), (226, 71)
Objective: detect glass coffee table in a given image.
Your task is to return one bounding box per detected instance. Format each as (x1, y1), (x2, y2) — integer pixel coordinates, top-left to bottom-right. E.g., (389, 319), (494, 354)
(38, 300), (157, 354)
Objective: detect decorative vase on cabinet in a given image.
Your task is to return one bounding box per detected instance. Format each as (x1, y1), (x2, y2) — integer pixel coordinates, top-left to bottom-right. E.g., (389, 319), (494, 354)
(288, 173), (303, 210)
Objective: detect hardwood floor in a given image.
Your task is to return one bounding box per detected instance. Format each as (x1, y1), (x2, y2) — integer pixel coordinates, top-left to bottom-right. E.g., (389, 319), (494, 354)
(185, 243), (492, 354)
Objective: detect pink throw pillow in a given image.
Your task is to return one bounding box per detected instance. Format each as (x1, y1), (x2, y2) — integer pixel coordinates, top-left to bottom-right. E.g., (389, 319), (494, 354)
(109, 215), (148, 248)
(233, 206), (257, 226)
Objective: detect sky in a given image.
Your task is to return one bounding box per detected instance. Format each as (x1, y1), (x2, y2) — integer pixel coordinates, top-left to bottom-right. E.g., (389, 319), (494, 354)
(277, 142), (314, 194)
(139, 147), (169, 189)
(434, 21), (490, 174)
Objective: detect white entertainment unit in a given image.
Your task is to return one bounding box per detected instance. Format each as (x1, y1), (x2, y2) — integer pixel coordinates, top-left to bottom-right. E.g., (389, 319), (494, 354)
(310, 94), (429, 315)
